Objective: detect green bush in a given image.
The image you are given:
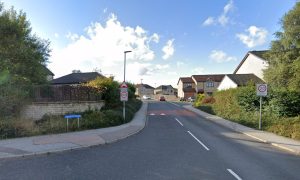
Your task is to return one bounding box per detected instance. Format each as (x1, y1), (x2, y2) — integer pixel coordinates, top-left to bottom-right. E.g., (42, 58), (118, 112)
(267, 90), (300, 117)
(193, 94), (205, 107)
(81, 110), (108, 129)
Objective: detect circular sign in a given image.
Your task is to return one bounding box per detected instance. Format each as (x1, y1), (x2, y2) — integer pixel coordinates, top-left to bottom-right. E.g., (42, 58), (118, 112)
(258, 84), (267, 92)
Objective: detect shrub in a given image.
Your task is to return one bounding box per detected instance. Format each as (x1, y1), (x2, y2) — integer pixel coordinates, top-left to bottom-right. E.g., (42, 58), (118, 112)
(202, 96), (216, 104)
(81, 110), (108, 129)
(193, 94), (205, 107)
(267, 90), (300, 117)
(236, 85), (261, 112)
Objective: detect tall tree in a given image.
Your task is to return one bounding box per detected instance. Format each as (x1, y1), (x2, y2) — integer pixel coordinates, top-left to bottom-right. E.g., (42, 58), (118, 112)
(0, 2), (51, 85)
(264, 2), (300, 91)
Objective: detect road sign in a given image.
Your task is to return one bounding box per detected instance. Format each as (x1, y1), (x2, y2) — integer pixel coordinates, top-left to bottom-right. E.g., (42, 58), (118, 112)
(256, 84), (267, 96)
(120, 82), (128, 101)
(120, 82), (128, 88)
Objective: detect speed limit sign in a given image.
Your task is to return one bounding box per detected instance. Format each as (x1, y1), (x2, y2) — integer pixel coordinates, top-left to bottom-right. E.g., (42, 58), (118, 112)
(256, 84), (267, 96)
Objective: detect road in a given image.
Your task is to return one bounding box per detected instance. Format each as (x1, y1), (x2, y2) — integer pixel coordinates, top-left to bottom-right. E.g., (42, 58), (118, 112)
(0, 101), (300, 180)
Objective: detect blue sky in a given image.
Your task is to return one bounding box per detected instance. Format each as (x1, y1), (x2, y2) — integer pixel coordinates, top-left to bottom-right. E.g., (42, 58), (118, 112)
(3, 0), (297, 87)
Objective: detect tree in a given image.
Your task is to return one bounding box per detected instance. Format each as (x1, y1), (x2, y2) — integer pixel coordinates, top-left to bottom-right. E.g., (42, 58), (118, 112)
(0, 3), (51, 117)
(264, 2), (300, 92)
(0, 2), (51, 86)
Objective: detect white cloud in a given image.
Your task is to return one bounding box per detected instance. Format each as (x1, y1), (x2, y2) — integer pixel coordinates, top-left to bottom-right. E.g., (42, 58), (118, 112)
(236, 26), (268, 48)
(176, 61), (184, 67)
(54, 33), (59, 38)
(162, 39), (175, 60)
(202, 0), (234, 27)
(209, 50), (237, 63)
(66, 32), (79, 41)
(192, 67), (205, 74)
(203, 17), (215, 26)
(218, 14), (229, 26)
(224, 0), (234, 14)
(49, 13), (160, 83)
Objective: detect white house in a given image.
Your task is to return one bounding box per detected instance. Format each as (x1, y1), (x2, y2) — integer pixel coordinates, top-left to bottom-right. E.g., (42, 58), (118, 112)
(218, 74), (264, 91)
(233, 50), (268, 80)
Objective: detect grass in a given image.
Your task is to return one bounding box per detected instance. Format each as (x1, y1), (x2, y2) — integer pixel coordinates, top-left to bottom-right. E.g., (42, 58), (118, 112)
(0, 99), (142, 139)
(196, 103), (300, 140)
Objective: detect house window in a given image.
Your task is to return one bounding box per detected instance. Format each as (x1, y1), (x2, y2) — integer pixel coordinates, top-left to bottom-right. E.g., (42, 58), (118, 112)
(206, 82), (214, 87)
(185, 83), (192, 88)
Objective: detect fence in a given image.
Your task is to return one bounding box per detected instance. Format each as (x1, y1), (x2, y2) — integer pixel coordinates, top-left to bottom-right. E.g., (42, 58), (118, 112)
(0, 84), (103, 103)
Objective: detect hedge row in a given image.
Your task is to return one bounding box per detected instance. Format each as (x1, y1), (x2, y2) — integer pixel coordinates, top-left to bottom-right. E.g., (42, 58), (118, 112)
(194, 87), (300, 140)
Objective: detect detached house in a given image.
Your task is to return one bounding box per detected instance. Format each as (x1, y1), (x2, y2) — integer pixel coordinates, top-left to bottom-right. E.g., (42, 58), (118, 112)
(51, 72), (105, 85)
(135, 84), (154, 97)
(234, 50), (268, 80)
(218, 74), (265, 91)
(154, 85), (176, 95)
(177, 77), (196, 99)
(191, 74), (225, 96)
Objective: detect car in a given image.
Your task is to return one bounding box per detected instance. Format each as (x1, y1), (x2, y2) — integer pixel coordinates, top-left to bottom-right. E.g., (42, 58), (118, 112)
(187, 96), (195, 102)
(142, 95), (151, 100)
(159, 96), (166, 101)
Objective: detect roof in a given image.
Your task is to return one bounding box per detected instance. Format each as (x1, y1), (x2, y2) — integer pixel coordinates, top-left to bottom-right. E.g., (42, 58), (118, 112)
(42, 66), (54, 76)
(233, 50), (268, 74)
(177, 77), (194, 85)
(192, 74), (225, 82)
(155, 85), (174, 90)
(136, 84), (154, 89)
(51, 72), (105, 85)
(183, 88), (196, 93)
(226, 74), (265, 86)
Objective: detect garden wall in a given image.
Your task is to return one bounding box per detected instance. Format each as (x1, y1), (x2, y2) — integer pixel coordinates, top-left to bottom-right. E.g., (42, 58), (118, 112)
(21, 101), (105, 120)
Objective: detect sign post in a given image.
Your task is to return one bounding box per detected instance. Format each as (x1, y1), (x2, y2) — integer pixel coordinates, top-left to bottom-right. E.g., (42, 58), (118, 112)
(256, 84), (267, 130)
(120, 82), (128, 123)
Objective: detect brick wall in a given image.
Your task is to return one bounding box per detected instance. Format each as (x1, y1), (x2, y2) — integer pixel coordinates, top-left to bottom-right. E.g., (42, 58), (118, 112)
(21, 101), (105, 120)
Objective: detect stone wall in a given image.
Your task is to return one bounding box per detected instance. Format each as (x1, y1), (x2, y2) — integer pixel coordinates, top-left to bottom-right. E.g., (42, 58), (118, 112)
(21, 101), (105, 120)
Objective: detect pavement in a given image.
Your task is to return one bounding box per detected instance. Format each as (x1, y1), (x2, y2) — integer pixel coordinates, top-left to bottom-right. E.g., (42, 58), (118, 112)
(0, 102), (148, 159)
(0, 101), (300, 159)
(183, 104), (300, 155)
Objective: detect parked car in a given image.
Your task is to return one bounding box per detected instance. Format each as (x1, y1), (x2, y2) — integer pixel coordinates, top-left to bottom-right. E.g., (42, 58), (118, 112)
(142, 95), (151, 100)
(187, 96), (195, 102)
(159, 96), (166, 101)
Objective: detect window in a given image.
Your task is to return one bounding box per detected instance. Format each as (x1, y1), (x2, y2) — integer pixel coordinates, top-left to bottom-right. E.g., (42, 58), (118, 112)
(206, 81), (214, 87)
(184, 83), (192, 88)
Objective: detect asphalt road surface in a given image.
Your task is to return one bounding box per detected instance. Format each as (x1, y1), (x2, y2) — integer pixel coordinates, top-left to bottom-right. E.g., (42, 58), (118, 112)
(0, 101), (300, 180)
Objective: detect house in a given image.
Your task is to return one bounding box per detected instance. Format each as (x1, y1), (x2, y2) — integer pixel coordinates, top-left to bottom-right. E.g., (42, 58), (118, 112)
(51, 72), (105, 85)
(43, 66), (54, 81)
(218, 74), (265, 91)
(177, 77), (196, 99)
(191, 74), (225, 96)
(234, 50), (268, 80)
(135, 84), (154, 97)
(154, 85), (176, 95)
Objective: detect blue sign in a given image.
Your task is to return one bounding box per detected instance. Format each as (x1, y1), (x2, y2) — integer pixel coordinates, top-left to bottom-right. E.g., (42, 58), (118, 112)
(64, 114), (81, 119)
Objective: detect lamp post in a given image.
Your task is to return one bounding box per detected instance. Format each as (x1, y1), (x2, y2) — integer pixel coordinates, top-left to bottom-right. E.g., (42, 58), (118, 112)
(123, 50), (132, 122)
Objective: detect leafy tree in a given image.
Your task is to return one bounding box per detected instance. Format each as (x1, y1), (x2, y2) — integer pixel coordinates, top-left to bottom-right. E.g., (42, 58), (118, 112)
(0, 3), (51, 85)
(0, 3), (51, 117)
(264, 2), (300, 92)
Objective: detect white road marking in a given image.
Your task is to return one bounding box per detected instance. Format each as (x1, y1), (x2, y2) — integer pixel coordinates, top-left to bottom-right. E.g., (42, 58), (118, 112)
(187, 131), (210, 151)
(149, 113), (155, 116)
(169, 102), (180, 107)
(227, 169), (242, 180)
(160, 113), (166, 116)
(175, 118), (183, 126)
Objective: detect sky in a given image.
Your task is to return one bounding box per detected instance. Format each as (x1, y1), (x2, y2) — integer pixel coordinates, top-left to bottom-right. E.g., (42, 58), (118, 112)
(2, 0), (297, 87)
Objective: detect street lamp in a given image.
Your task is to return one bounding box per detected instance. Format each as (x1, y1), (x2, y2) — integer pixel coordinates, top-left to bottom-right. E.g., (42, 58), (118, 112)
(123, 50), (132, 122)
